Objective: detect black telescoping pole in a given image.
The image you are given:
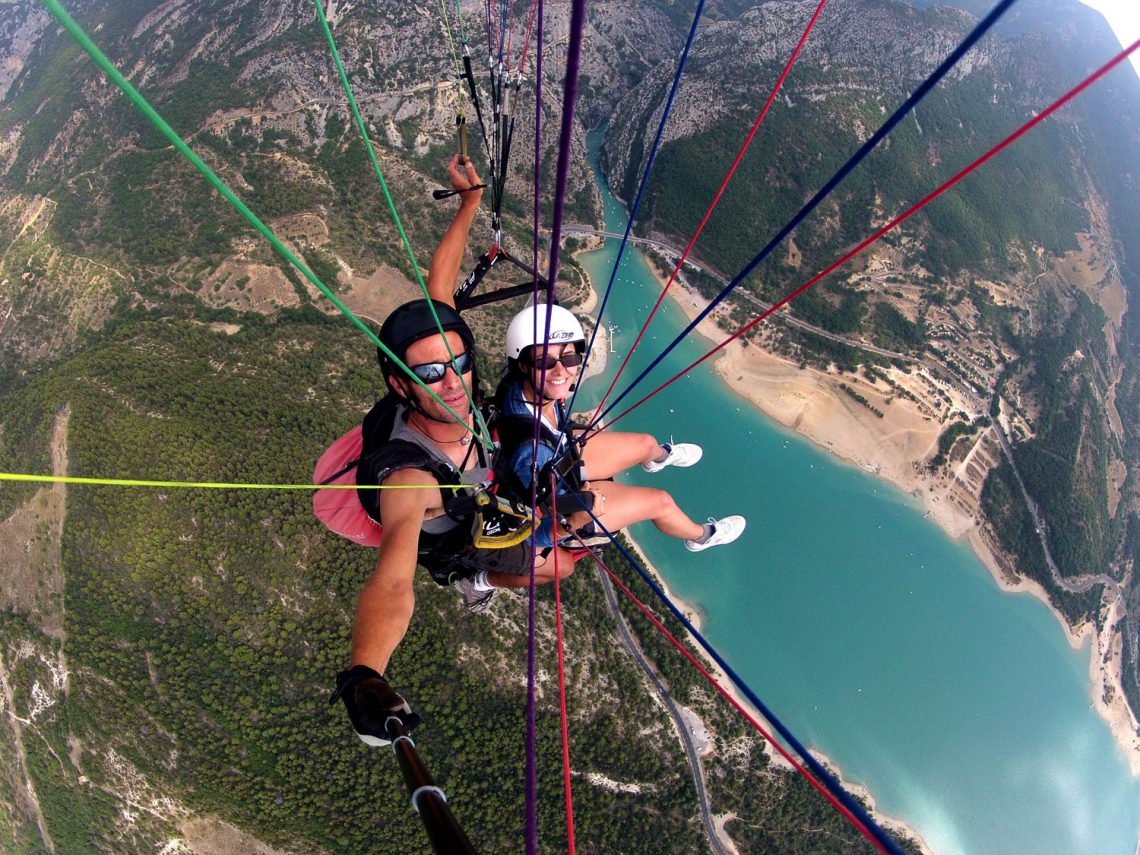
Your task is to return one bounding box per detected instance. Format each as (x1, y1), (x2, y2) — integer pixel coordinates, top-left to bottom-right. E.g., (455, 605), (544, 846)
(386, 718), (477, 855)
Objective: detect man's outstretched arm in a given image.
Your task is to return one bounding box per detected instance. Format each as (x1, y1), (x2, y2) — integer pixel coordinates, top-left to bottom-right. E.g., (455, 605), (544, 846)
(349, 468), (439, 674)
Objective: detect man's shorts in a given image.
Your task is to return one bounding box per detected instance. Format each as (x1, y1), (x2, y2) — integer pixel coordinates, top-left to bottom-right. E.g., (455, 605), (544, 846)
(421, 541), (535, 586)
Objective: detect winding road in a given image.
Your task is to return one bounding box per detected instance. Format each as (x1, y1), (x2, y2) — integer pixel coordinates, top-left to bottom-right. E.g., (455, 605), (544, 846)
(593, 561), (729, 855)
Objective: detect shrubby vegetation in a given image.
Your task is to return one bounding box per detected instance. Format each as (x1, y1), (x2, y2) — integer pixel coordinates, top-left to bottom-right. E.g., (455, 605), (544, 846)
(980, 290), (1119, 624)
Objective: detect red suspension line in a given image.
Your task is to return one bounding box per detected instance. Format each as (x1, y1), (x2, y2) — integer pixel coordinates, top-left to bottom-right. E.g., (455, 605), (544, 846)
(599, 37), (1140, 434)
(484, 0), (497, 60)
(590, 548), (887, 853)
(591, 0), (830, 419)
(518, 0), (541, 71)
(503, 0), (517, 68)
(551, 486), (577, 853)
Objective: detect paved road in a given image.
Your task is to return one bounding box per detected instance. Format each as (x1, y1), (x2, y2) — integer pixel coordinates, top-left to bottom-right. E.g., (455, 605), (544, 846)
(593, 561), (728, 855)
(565, 224), (914, 361)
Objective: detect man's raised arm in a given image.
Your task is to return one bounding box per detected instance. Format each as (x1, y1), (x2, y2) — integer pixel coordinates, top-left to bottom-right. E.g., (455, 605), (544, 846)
(426, 155), (484, 307)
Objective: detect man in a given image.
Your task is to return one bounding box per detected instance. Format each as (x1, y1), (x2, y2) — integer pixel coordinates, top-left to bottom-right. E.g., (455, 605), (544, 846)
(331, 156), (578, 747)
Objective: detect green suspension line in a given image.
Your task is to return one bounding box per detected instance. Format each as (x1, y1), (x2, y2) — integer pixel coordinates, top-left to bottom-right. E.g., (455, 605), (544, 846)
(40, 0), (491, 449)
(312, 0), (491, 448)
(311, 0), (425, 291)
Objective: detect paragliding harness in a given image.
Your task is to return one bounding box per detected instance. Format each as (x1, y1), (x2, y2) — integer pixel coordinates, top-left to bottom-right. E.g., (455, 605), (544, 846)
(490, 386), (601, 543)
(312, 395), (535, 584)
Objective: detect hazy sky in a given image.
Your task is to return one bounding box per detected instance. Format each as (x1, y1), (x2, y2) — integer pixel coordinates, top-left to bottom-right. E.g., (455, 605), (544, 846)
(1080, 0), (1140, 72)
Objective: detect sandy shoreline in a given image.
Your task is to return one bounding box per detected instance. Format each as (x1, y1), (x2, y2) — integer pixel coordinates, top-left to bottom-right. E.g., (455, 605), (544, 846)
(632, 256), (1140, 776)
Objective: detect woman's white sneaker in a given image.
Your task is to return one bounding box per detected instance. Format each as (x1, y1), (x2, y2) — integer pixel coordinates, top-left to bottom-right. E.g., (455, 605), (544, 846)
(643, 442), (703, 473)
(685, 515), (746, 552)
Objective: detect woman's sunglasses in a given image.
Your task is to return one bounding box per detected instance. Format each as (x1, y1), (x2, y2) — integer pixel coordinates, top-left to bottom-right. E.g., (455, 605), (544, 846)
(409, 350), (474, 383)
(527, 351), (583, 371)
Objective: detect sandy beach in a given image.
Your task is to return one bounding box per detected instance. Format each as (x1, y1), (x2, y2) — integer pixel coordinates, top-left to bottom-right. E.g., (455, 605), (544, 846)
(623, 254), (1140, 777)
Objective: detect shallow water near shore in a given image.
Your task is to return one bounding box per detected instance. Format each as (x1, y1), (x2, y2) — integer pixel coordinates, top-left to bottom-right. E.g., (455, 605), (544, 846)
(572, 131), (1140, 854)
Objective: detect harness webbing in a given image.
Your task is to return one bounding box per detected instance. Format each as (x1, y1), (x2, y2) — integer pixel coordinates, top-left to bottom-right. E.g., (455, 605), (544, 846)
(599, 36), (1140, 434)
(453, 245), (548, 309)
(462, 50), (493, 160)
(590, 0), (1019, 430)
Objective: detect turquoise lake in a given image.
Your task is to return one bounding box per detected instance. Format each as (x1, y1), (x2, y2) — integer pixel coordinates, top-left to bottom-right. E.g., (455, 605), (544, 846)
(570, 137), (1140, 854)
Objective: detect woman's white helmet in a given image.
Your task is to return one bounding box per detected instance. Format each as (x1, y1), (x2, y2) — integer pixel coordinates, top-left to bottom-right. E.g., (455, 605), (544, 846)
(505, 303), (586, 361)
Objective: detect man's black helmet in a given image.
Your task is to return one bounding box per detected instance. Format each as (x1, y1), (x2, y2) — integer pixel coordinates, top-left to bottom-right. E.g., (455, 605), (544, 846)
(377, 299), (476, 378)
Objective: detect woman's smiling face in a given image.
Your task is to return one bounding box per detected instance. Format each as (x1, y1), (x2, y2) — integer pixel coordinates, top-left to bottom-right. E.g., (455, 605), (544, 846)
(525, 342), (582, 402)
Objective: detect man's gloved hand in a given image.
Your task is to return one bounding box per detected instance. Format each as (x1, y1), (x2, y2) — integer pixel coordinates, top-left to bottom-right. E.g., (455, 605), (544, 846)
(330, 665), (421, 747)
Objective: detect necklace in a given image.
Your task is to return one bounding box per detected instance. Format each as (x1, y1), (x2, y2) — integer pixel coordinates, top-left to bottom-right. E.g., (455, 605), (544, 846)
(442, 434), (473, 446)
(409, 414), (473, 446)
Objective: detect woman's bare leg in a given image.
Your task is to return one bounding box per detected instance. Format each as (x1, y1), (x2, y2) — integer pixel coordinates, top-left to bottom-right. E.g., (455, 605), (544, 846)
(580, 431), (662, 480)
(584, 481), (704, 540)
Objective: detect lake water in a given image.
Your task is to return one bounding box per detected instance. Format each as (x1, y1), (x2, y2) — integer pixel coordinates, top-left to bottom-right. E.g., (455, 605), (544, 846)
(570, 132), (1140, 855)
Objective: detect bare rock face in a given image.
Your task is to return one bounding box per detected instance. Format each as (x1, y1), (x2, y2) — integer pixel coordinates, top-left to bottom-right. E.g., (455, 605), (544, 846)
(0, 1), (51, 102)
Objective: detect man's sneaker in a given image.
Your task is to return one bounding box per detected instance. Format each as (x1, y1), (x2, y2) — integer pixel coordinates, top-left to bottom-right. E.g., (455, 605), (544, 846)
(685, 515), (746, 552)
(451, 575), (494, 613)
(642, 442), (703, 473)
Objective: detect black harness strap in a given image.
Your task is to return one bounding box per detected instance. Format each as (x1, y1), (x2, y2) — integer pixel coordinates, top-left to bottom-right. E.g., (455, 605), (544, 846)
(461, 50), (491, 160)
(454, 247), (549, 310)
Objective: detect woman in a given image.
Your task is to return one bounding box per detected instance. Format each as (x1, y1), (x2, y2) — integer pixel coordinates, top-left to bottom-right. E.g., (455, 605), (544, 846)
(495, 302), (745, 553)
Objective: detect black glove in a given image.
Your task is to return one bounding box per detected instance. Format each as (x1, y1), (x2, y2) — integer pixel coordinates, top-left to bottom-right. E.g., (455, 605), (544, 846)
(330, 665), (421, 747)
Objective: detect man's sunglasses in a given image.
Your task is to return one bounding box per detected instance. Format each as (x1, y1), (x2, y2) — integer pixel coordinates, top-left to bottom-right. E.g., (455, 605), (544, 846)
(409, 350), (474, 383)
(527, 351), (583, 371)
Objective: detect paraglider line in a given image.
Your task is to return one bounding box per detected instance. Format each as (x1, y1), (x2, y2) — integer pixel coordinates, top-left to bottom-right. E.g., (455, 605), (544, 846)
(564, 0), (709, 431)
(567, 513), (903, 855)
(0, 473), (461, 491)
(588, 0), (829, 422)
(40, 0), (490, 447)
(313, 0), (485, 434)
(598, 35), (1140, 434)
(591, 0), (1018, 429)
(549, 487), (578, 853)
(586, 542), (890, 854)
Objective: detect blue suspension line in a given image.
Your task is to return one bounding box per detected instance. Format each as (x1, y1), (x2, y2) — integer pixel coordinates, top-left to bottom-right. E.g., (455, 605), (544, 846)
(591, 0), (1019, 428)
(571, 501), (907, 855)
(563, 0), (708, 425)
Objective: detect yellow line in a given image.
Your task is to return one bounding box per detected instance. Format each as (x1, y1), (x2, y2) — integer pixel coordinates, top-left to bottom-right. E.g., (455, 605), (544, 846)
(0, 473), (458, 491)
